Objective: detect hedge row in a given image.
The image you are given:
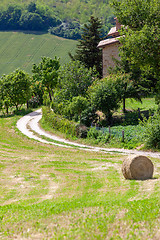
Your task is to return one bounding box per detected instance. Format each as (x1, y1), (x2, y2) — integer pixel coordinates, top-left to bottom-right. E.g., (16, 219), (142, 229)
(42, 107), (77, 137)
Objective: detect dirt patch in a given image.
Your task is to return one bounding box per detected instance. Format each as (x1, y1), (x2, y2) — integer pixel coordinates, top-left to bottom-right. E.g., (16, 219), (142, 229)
(1, 174), (59, 206)
(91, 162), (121, 174)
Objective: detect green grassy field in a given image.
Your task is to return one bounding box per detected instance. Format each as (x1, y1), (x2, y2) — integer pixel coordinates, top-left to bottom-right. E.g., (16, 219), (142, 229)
(119, 98), (157, 112)
(0, 31), (77, 76)
(0, 110), (160, 239)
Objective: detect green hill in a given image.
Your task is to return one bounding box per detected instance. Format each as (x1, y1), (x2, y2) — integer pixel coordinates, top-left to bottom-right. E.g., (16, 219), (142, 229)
(0, 31), (77, 76)
(0, 0), (113, 25)
(0, 1), (114, 39)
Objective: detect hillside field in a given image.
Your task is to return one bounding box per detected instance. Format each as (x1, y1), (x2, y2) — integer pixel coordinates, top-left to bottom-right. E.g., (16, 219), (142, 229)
(0, 31), (77, 76)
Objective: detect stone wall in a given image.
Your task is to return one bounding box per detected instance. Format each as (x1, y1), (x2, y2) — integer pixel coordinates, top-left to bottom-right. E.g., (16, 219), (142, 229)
(102, 42), (121, 77)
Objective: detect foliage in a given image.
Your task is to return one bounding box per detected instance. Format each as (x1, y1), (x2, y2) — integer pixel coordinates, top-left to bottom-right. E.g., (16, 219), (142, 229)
(87, 124), (145, 148)
(111, 0), (160, 89)
(140, 114), (160, 149)
(19, 12), (44, 31)
(0, 0), (114, 39)
(80, 106), (98, 127)
(56, 60), (98, 103)
(49, 21), (81, 40)
(0, 69), (31, 113)
(42, 106), (77, 137)
(88, 75), (120, 124)
(30, 79), (43, 106)
(87, 127), (110, 144)
(109, 124), (145, 149)
(155, 81), (160, 112)
(74, 16), (103, 76)
(67, 96), (89, 123)
(32, 56), (60, 102)
(110, 73), (142, 113)
(28, 96), (40, 108)
(0, 2), (61, 32)
(0, 4), (22, 30)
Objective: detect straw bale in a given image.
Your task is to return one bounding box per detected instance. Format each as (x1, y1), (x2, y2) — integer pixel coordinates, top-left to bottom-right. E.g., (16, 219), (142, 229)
(122, 155), (154, 180)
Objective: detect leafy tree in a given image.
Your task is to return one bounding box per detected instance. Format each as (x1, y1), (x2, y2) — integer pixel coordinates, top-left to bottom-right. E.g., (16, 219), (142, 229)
(27, 2), (37, 13)
(88, 75), (120, 124)
(19, 12), (44, 31)
(32, 56), (60, 102)
(110, 73), (141, 113)
(0, 69), (31, 113)
(0, 4), (22, 30)
(111, 0), (160, 87)
(73, 16), (103, 76)
(67, 96), (89, 123)
(56, 60), (98, 103)
(30, 79), (44, 106)
(35, 3), (61, 30)
(0, 76), (11, 114)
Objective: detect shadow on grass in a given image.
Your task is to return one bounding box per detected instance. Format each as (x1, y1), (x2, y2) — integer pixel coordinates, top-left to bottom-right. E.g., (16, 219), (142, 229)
(22, 30), (48, 35)
(0, 108), (33, 118)
(112, 109), (154, 127)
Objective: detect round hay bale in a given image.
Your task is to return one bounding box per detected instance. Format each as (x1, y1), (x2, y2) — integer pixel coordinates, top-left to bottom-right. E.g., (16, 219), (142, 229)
(122, 155), (154, 180)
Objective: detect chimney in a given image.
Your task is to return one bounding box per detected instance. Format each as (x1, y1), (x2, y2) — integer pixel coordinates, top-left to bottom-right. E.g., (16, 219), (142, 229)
(114, 17), (121, 31)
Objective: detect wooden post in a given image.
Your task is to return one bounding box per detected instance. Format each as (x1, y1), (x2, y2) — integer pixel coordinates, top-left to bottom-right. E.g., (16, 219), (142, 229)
(109, 126), (111, 137)
(122, 130), (124, 142)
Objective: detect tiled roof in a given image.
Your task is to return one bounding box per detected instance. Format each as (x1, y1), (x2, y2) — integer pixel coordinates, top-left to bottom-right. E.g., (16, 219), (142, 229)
(97, 37), (121, 48)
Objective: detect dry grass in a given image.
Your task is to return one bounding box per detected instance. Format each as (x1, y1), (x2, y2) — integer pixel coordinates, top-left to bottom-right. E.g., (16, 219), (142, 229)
(0, 113), (160, 239)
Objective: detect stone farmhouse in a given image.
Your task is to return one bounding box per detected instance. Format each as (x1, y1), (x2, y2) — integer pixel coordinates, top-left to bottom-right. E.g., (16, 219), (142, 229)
(98, 18), (122, 78)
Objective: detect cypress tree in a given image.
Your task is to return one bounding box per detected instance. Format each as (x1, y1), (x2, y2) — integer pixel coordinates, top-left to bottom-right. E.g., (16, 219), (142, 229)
(75, 16), (103, 77)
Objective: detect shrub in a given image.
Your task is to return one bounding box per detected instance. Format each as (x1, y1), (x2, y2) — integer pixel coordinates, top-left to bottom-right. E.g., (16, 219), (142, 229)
(88, 76), (120, 124)
(42, 106), (77, 137)
(28, 96), (40, 108)
(87, 127), (110, 144)
(75, 124), (88, 138)
(81, 107), (98, 127)
(140, 114), (160, 149)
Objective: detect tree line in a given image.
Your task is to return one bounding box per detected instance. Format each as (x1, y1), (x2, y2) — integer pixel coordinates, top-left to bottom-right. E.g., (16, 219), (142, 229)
(0, 2), (61, 32)
(0, 1), (114, 40)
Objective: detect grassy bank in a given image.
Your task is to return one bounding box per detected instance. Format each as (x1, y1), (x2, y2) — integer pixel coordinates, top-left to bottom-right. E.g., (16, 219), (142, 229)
(0, 110), (160, 239)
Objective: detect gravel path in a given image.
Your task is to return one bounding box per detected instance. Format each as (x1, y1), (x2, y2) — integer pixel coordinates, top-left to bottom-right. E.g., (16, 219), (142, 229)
(16, 109), (160, 159)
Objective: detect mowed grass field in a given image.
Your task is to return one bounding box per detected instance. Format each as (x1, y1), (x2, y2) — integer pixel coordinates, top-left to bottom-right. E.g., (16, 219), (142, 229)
(0, 31), (77, 75)
(0, 112), (160, 239)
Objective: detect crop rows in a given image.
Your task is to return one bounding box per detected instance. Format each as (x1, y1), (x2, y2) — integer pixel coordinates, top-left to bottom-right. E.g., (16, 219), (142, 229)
(0, 32), (77, 75)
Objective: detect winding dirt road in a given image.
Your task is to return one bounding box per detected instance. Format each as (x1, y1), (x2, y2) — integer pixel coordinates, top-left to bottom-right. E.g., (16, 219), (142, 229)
(16, 109), (160, 158)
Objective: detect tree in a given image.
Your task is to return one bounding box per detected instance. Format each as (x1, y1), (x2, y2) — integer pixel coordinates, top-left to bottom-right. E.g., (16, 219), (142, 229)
(0, 4), (22, 30)
(74, 16), (103, 77)
(0, 69), (31, 113)
(19, 12), (44, 31)
(0, 76), (11, 114)
(111, 0), (160, 86)
(27, 2), (37, 13)
(111, 72), (142, 113)
(88, 76), (120, 124)
(32, 56), (60, 102)
(56, 60), (98, 103)
(68, 96), (89, 123)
